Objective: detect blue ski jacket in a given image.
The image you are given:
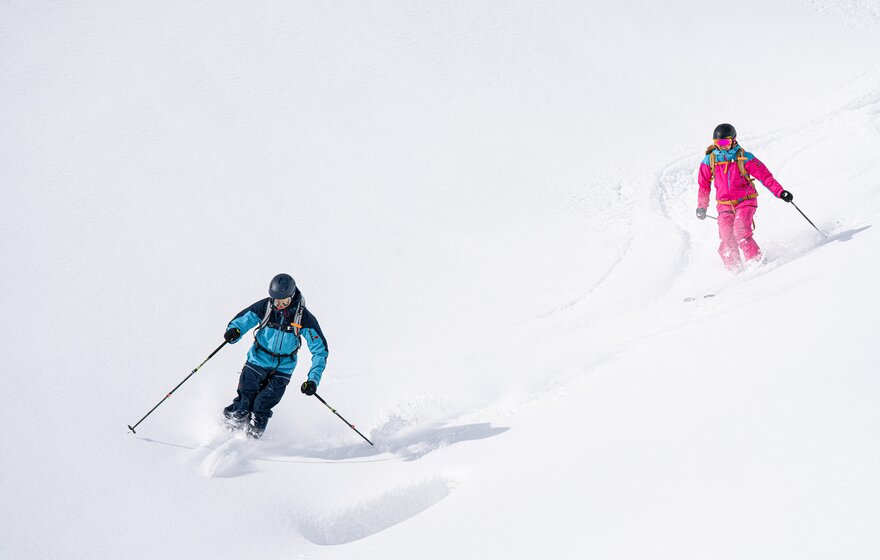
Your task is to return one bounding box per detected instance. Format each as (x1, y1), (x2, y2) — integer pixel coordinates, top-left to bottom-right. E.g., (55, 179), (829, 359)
(226, 293), (328, 383)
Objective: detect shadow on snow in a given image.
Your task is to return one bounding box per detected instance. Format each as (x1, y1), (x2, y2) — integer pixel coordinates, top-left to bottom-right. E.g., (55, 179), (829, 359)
(133, 422), (510, 464)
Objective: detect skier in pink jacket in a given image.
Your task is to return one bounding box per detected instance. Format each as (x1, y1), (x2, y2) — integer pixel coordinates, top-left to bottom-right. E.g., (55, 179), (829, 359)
(697, 123), (793, 270)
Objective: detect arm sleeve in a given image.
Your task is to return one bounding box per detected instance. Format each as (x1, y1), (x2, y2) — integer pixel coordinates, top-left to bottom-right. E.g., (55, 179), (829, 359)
(226, 299), (266, 343)
(697, 161), (713, 209)
(300, 308), (328, 385)
(745, 157), (784, 198)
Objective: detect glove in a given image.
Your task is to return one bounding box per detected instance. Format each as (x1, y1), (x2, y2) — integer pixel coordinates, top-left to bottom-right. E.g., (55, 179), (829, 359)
(300, 380), (317, 396)
(696, 207), (707, 220)
(780, 190), (793, 203)
(224, 328), (241, 343)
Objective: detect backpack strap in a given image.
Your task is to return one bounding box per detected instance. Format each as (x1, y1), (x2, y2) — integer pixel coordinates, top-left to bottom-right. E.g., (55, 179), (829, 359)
(256, 297), (305, 336)
(253, 339), (298, 359)
(736, 148), (755, 187)
(708, 151), (716, 182)
(717, 193), (759, 207)
(252, 300), (274, 352)
(257, 300), (272, 331)
(708, 147), (754, 187)
(292, 297), (305, 337)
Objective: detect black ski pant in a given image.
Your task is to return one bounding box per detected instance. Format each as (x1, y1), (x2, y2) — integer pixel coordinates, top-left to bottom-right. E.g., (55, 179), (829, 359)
(223, 362), (291, 431)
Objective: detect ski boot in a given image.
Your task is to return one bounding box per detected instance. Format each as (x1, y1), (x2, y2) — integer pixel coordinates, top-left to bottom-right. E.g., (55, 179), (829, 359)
(245, 418), (266, 439)
(223, 411), (248, 432)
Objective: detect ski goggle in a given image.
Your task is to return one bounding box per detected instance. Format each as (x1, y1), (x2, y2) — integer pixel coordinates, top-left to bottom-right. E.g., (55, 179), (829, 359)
(273, 297), (293, 309)
(714, 137), (734, 149)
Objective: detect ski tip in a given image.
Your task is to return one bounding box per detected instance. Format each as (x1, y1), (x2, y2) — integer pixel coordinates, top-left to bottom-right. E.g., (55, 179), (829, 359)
(684, 293), (716, 303)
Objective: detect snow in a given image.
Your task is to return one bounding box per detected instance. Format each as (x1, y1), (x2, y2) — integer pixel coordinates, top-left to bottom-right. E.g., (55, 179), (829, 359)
(2, 1), (879, 558)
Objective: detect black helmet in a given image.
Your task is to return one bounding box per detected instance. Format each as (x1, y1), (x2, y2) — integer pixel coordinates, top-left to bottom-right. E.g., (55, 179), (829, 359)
(713, 123), (737, 139)
(268, 273), (297, 299)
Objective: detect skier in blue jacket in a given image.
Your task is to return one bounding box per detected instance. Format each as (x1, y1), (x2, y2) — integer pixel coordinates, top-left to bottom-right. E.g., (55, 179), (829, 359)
(222, 273), (328, 438)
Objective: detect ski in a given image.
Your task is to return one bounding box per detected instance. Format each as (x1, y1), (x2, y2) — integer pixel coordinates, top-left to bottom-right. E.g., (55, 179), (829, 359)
(684, 293), (716, 302)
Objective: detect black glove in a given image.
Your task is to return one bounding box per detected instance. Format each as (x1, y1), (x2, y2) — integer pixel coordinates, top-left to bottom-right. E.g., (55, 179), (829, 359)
(224, 328), (241, 343)
(301, 380), (317, 396)
(780, 190), (793, 203)
(696, 207), (707, 220)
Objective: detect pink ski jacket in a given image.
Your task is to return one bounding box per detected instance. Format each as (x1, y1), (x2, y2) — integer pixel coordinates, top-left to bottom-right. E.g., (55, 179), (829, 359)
(697, 145), (785, 210)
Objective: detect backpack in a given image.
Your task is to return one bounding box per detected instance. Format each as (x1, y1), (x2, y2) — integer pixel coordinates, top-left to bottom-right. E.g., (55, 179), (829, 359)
(252, 297), (306, 359)
(706, 145), (755, 188)
(705, 145), (759, 230)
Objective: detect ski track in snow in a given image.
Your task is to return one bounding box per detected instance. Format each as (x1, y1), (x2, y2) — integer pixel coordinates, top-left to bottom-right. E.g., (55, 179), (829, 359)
(253, 421), (509, 464)
(532, 180), (637, 319)
(532, 234), (635, 320)
(145, 417), (509, 473)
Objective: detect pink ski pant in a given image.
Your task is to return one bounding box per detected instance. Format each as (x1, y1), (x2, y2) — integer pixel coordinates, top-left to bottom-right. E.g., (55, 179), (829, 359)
(717, 204), (760, 269)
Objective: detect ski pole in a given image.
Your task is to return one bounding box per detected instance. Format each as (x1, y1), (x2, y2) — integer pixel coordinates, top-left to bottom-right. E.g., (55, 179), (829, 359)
(790, 201), (827, 237)
(127, 340), (228, 434)
(313, 393), (374, 446)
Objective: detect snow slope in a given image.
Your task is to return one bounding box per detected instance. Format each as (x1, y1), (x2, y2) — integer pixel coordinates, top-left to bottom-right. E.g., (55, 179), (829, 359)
(1, 1), (879, 558)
